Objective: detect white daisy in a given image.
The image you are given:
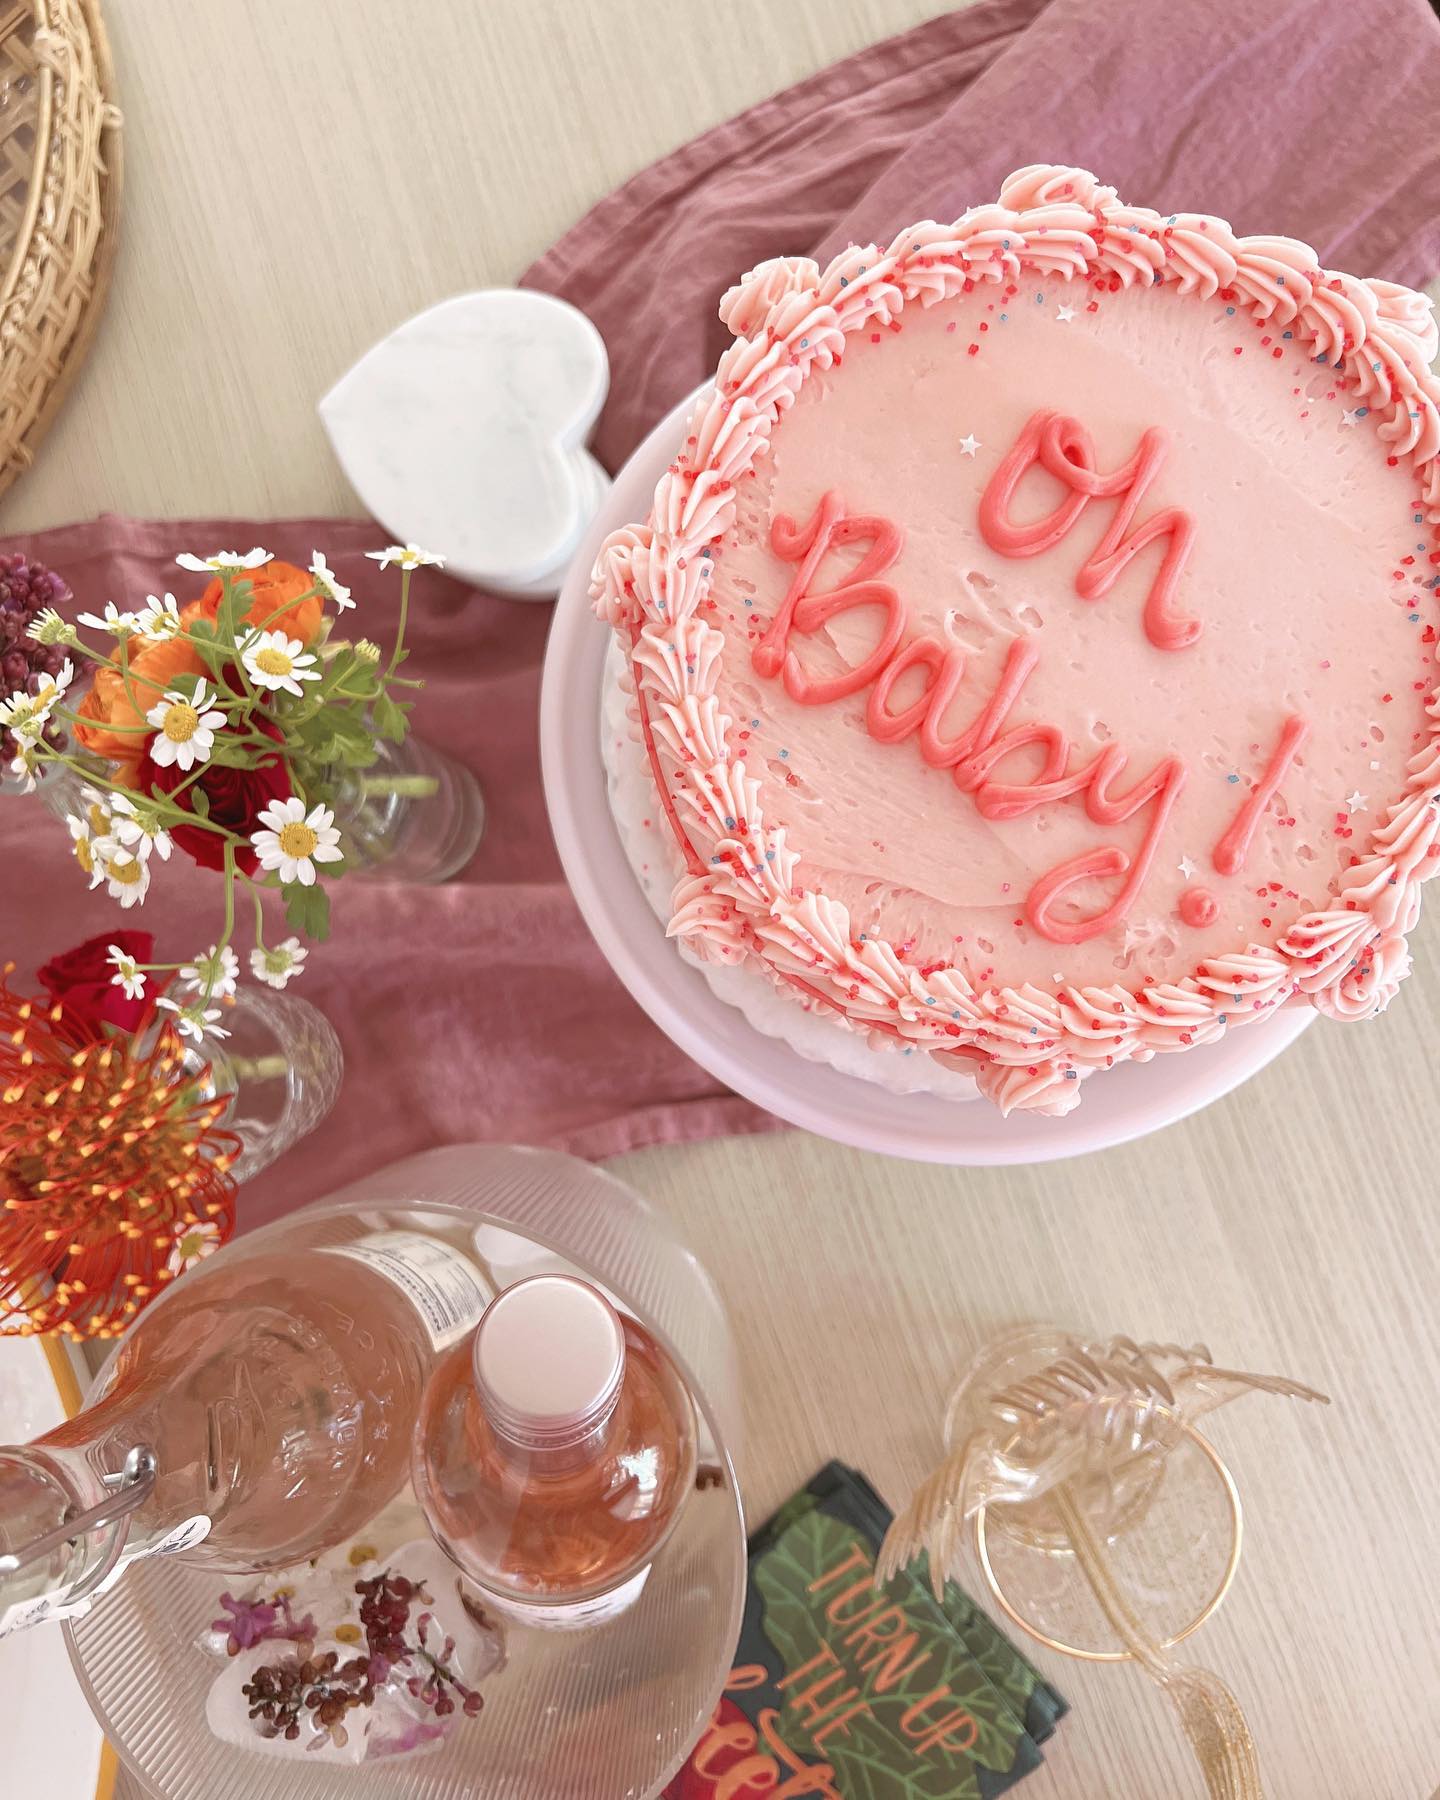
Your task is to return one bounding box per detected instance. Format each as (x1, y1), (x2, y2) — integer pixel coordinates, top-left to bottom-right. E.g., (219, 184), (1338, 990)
(175, 548), (269, 574)
(181, 943), (239, 1001)
(25, 607), (76, 646)
(365, 543), (445, 571)
(144, 679), (226, 771)
(95, 839), (152, 908)
(106, 945), (147, 1000)
(134, 593), (183, 639)
(76, 600), (142, 637)
(310, 551), (353, 612)
(157, 995), (229, 1043)
(250, 796), (342, 887)
(109, 792), (173, 862)
(7, 746), (38, 792)
(0, 658), (74, 744)
(239, 628), (321, 697)
(167, 1218), (224, 1276)
(67, 792), (113, 886)
(249, 936), (307, 990)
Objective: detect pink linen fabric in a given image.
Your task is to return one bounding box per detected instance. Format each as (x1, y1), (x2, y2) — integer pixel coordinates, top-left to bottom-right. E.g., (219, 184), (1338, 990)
(3, 0), (1439, 1228)
(526, 0), (1440, 471)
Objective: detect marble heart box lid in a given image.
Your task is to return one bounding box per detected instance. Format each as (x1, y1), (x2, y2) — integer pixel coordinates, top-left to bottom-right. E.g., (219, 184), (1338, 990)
(589, 163), (1440, 1119)
(322, 290), (610, 597)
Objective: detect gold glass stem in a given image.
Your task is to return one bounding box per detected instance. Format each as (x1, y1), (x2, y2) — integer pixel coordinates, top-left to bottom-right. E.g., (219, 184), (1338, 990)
(1053, 1485), (1264, 1800)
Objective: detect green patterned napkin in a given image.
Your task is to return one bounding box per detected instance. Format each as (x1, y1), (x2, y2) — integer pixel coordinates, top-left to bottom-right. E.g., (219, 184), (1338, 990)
(665, 1462), (1066, 1799)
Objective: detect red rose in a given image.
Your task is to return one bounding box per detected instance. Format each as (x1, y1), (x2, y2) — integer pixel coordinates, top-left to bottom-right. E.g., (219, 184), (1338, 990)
(137, 713), (293, 874)
(38, 930), (155, 1040)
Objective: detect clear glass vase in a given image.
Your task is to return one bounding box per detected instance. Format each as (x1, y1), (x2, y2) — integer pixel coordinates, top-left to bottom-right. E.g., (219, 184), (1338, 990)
(200, 988), (343, 1183)
(332, 732), (485, 884)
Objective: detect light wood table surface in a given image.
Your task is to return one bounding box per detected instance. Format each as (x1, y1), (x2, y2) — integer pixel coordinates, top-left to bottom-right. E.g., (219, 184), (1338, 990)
(32, 4), (1440, 1798)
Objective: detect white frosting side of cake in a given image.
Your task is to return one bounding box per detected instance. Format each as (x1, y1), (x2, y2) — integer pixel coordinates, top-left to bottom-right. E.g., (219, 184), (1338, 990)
(601, 639), (980, 1101)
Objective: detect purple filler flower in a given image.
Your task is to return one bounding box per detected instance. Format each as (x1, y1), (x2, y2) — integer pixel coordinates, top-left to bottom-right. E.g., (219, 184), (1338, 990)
(213, 1589), (317, 1657)
(0, 553), (73, 760)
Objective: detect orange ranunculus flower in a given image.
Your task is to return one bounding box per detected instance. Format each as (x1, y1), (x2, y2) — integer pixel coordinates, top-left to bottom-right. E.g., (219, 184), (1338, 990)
(73, 560), (324, 778)
(72, 633), (209, 777)
(184, 559), (323, 647)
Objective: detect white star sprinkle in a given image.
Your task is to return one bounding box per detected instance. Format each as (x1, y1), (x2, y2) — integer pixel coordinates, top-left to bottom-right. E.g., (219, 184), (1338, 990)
(1055, 305), (1076, 323)
(958, 434), (980, 458)
(1345, 790), (1367, 811)
(1178, 854), (1196, 880)
(1338, 409), (1359, 429)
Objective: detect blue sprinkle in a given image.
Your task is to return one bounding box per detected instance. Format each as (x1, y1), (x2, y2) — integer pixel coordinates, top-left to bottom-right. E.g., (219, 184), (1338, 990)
(743, 597), (753, 607)
(1315, 353), (1329, 365)
(779, 749), (789, 758)
(926, 996), (937, 1005)
(1226, 305), (1236, 315)
(751, 718), (759, 727)
(952, 1010), (963, 1021)
(1227, 773), (1240, 784)
(765, 850), (775, 861)
(858, 932), (867, 942)
(1282, 330), (1293, 340)
(724, 816), (736, 829)
(1356, 406), (1369, 417)
(1411, 613), (1421, 623)
(1276, 274), (1286, 286)
(1064, 1069), (1078, 1079)
(799, 338), (808, 348)
(1000, 312), (1009, 322)
(1217, 1013), (1228, 1024)
(840, 276), (849, 287)
(1035, 291), (1044, 304)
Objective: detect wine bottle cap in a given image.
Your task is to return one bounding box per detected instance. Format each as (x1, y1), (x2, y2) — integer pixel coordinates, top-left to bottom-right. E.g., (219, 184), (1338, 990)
(473, 1274), (626, 1450)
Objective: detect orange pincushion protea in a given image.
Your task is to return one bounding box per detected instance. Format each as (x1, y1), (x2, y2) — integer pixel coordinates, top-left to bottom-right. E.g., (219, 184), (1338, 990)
(0, 966), (240, 1340)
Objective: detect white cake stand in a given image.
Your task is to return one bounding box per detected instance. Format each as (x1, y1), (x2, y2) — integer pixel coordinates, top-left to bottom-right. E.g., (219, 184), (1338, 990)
(540, 393), (1314, 1166)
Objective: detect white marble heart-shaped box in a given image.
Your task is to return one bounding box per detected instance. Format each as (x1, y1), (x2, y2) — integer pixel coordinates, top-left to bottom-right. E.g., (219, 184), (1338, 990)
(320, 290), (610, 599)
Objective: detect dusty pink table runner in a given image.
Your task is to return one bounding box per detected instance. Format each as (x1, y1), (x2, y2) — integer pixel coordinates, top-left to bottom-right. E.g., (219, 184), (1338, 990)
(2, 0), (1437, 1228)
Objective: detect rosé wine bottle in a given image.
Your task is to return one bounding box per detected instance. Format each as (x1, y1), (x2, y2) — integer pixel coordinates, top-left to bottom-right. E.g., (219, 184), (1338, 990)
(0, 1230), (492, 1639)
(413, 1273), (698, 1628)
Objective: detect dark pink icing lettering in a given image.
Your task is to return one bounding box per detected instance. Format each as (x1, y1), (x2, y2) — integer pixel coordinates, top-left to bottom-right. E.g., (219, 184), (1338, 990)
(1179, 886), (1220, 928)
(760, 492), (1194, 945)
(1015, 751), (1188, 944)
(1212, 714), (1310, 876)
(979, 408), (1202, 652)
(756, 493), (907, 703)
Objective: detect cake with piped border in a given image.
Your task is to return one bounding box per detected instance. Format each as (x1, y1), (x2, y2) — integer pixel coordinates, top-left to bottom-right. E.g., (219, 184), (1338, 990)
(591, 165), (1440, 1117)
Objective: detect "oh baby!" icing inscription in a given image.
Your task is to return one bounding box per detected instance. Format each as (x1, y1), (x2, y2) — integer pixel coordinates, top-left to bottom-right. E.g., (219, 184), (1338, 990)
(750, 409), (1309, 945)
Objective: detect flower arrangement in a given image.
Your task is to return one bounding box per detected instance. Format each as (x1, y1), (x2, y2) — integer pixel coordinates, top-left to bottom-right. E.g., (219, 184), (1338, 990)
(0, 938), (241, 1340)
(3, 543), (442, 1039)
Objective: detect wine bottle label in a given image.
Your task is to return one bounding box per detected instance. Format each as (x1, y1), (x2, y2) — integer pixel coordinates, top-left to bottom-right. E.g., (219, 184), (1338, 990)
(0, 1513), (212, 1641)
(324, 1231), (493, 1351)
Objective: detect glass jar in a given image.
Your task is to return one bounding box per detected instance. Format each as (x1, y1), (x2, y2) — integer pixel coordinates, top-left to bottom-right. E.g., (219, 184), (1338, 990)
(331, 732), (485, 884)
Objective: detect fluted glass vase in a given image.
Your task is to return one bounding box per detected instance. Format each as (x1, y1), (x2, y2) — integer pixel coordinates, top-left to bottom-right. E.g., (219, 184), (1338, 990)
(194, 988), (343, 1183)
(331, 732), (485, 884)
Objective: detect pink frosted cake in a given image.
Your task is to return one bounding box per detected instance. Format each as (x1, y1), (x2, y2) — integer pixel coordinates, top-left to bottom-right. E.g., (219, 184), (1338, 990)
(591, 166), (1440, 1117)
